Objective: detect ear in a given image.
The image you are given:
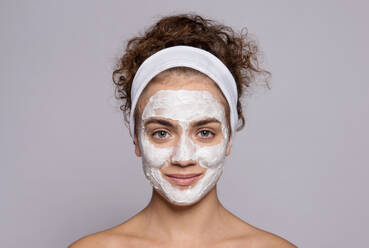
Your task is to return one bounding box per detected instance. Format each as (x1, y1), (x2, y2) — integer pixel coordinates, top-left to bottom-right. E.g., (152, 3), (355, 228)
(226, 139), (231, 156)
(134, 134), (142, 157)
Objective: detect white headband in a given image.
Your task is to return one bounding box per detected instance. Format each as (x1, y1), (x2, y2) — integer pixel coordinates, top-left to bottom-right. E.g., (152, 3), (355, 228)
(129, 45), (238, 137)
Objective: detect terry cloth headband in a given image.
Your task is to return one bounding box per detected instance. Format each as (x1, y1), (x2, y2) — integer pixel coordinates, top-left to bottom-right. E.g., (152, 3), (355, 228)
(129, 45), (239, 137)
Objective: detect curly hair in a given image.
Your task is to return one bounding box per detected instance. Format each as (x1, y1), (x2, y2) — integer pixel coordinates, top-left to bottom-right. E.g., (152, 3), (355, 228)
(112, 14), (270, 131)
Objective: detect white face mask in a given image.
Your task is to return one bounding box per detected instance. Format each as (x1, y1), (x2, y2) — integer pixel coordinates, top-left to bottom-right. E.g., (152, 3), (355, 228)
(138, 89), (229, 205)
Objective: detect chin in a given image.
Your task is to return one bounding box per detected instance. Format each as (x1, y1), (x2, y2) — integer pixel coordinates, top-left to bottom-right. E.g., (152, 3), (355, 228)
(144, 162), (224, 206)
(155, 187), (205, 206)
(155, 176), (220, 206)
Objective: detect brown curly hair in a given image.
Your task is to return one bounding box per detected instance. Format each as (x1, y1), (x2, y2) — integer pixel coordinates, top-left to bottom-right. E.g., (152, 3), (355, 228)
(112, 14), (270, 131)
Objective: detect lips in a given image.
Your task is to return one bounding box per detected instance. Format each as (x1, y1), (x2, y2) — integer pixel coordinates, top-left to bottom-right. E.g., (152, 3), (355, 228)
(165, 173), (203, 186)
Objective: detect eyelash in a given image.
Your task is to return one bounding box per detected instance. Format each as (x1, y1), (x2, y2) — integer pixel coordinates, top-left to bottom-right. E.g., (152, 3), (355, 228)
(152, 130), (171, 139)
(196, 129), (215, 139)
(150, 129), (215, 140)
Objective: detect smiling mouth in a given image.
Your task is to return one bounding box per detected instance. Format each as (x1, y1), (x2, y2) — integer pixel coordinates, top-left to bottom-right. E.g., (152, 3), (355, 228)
(164, 173), (203, 186)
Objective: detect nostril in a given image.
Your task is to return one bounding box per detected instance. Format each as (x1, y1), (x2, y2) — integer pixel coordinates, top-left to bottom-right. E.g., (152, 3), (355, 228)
(171, 159), (196, 167)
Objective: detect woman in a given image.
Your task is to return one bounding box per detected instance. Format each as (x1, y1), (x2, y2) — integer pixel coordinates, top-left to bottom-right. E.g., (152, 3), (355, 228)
(70, 14), (296, 248)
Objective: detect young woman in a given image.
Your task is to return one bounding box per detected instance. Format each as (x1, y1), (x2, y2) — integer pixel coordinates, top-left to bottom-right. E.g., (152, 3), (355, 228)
(70, 14), (296, 248)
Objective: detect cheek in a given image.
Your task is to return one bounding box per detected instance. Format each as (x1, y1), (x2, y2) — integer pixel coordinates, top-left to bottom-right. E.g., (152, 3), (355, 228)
(140, 132), (173, 168)
(196, 124), (229, 168)
(196, 139), (228, 168)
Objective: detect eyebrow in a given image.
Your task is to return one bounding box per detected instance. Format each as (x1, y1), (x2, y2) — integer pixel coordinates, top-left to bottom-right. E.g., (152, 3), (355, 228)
(144, 118), (175, 128)
(192, 118), (221, 127)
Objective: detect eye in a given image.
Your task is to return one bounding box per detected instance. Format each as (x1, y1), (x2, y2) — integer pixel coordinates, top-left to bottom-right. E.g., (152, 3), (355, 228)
(197, 129), (214, 139)
(152, 130), (170, 140)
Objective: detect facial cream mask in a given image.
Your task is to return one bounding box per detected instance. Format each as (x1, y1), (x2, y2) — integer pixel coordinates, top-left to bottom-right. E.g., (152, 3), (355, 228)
(138, 89), (229, 205)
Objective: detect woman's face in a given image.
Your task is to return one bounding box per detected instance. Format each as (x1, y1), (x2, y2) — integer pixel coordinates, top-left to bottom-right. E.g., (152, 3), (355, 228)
(134, 72), (231, 206)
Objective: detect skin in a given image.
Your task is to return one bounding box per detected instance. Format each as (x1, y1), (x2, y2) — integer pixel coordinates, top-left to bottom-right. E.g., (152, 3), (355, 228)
(69, 72), (297, 248)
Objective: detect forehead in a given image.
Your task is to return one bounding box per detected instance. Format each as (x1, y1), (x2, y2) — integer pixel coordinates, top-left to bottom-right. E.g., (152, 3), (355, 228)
(142, 90), (226, 123)
(137, 71), (229, 117)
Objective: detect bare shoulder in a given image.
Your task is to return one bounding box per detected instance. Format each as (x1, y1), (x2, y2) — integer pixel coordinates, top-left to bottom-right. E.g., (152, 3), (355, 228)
(68, 214), (151, 248)
(237, 224), (297, 248)
(68, 218), (143, 248)
(221, 209), (297, 248)
(221, 214), (296, 248)
(68, 229), (128, 248)
(248, 228), (297, 248)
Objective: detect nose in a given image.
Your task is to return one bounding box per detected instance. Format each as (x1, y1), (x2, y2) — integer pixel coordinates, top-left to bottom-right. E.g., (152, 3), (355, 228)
(171, 132), (196, 167)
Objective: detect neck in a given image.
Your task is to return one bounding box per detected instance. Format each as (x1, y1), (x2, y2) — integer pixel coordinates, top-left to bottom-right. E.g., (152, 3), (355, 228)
(141, 185), (227, 241)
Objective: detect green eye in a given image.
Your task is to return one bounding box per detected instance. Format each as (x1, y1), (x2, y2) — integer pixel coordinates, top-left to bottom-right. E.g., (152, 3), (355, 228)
(197, 130), (214, 138)
(153, 130), (170, 139)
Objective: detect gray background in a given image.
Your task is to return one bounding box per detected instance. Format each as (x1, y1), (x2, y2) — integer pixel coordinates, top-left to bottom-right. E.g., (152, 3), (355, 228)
(1, 0), (368, 247)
